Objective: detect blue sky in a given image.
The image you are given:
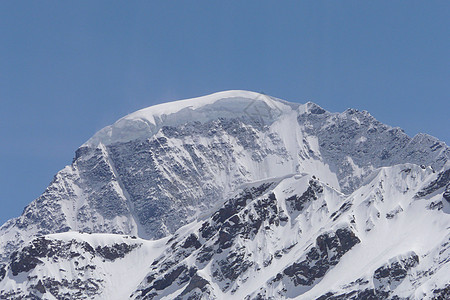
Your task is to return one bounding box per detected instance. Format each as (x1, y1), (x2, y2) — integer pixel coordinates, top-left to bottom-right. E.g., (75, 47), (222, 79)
(0, 1), (449, 224)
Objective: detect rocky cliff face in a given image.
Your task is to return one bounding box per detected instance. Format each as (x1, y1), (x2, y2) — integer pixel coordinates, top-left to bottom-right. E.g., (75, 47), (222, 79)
(0, 91), (448, 299)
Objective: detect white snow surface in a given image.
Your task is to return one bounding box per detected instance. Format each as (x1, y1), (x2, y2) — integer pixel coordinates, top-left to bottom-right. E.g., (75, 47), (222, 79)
(85, 90), (299, 147)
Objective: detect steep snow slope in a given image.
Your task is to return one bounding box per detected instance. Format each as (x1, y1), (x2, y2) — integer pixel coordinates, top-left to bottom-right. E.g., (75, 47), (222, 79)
(1, 164), (448, 299)
(298, 164), (449, 299)
(125, 164), (448, 300)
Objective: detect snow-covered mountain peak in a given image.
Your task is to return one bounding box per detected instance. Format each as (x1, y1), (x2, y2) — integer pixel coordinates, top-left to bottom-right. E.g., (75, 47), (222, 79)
(85, 90), (299, 147)
(1, 91), (449, 299)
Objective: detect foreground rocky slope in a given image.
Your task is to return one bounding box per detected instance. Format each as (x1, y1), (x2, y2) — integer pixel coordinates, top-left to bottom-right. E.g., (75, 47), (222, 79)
(1, 165), (448, 299)
(0, 91), (449, 299)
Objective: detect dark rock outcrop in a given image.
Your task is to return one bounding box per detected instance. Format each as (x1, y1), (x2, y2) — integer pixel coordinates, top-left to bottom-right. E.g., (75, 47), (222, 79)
(275, 227), (360, 287)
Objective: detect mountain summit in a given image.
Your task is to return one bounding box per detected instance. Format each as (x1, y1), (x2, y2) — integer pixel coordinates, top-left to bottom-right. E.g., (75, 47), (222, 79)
(1, 91), (449, 299)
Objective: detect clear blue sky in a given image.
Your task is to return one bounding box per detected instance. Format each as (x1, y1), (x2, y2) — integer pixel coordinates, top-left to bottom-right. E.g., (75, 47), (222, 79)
(0, 1), (449, 224)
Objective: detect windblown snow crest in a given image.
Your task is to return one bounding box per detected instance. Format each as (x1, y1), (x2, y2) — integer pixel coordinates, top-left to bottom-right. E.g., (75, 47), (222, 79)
(0, 90), (449, 299)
